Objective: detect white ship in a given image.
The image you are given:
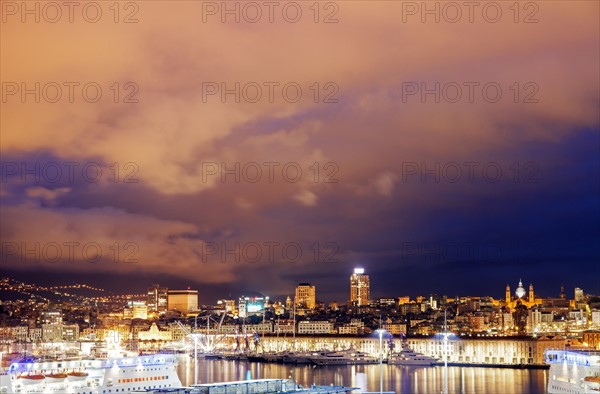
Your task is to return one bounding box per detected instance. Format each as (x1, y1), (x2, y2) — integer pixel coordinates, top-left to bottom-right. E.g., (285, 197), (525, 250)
(387, 343), (438, 366)
(0, 353), (182, 394)
(310, 348), (378, 366)
(545, 348), (600, 394)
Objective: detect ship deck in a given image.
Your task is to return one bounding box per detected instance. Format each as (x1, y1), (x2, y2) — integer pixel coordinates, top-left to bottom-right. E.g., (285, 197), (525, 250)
(145, 378), (356, 393)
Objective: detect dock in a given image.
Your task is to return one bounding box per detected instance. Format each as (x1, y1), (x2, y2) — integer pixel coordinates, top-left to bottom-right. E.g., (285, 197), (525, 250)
(146, 379), (357, 394)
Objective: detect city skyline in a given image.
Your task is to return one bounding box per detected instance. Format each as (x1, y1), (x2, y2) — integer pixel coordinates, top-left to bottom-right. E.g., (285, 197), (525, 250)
(0, 273), (590, 307)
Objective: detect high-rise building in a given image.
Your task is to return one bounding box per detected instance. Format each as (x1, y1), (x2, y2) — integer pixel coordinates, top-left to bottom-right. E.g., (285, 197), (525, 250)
(295, 283), (316, 310)
(574, 287), (585, 302)
(350, 268), (370, 306)
(147, 284), (168, 313)
(168, 289), (198, 314)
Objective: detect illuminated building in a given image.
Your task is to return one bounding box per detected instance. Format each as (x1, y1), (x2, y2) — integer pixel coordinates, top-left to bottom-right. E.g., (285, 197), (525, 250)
(138, 323), (172, 341)
(350, 268), (370, 306)
(295, 283), (316, 310)
(40, 309), (62, 325)
(575, 287), (585, 302)
(42, 324), (62, 342)
(167, 289), (198, 314)
(255, 336), (566, 366)
(504, 279), (542, 310)
(62, 324), (80, 341)
(582, 331), (600, 349)
(217, 299), (236, 313)
(238, 296), (268, 318)
(274, 319), (295, 334)
(147, 284), (168, 313)
(272, 301), (285, 315)
(123, 301), (148, 320)
(297, 320), (334, 334)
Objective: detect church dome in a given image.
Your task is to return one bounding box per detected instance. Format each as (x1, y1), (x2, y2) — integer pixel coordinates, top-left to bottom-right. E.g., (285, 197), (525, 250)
(515, 279), (526, 298)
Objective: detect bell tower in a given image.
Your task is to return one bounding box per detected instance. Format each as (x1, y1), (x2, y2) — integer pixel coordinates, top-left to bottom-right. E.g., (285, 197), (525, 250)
(529, 283), (534, 304)
(505, 284), (511, 304)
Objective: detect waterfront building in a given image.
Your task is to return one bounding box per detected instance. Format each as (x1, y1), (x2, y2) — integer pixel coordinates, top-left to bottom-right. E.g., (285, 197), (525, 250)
(253, 335), (567, 366)
(338, 325), (359, 335)
(297, 321), (334, 334)
(274, 319), (295, 334)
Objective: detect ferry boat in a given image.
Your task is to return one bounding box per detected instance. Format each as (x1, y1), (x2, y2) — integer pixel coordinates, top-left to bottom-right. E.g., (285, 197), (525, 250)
(545, 348), (600, 394)
(387, 343), (438, 366)
(0, 353), (182, 394)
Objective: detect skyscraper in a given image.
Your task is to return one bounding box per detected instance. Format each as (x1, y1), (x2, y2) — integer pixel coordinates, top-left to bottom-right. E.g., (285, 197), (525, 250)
(147, 284), (168, 313)
(295, 283), (316, 310)
(350, 268), (370, 306)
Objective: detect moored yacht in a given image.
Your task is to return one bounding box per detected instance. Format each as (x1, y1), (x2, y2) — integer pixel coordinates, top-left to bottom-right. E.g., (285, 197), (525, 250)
(283, 350), (329, 364)
(387, 343), (438, 366)
(310, 348), (378, 366)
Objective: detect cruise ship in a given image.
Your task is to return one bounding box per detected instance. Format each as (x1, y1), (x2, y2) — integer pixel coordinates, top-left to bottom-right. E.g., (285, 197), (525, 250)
(0, 353), (182, 394)
(545, 348), (600, 394)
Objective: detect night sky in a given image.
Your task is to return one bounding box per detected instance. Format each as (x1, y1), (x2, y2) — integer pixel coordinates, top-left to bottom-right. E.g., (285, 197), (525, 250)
(1, 2), (599, 304)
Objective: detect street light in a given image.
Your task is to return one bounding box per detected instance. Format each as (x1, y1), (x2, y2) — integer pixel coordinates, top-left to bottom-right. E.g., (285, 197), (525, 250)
(375, 329), (387, 394)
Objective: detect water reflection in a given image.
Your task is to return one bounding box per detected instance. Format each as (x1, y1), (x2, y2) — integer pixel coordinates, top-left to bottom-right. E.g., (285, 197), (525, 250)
(177, 357), (547, 393)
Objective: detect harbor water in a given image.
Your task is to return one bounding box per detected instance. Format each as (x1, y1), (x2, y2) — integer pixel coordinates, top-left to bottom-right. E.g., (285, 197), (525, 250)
(177, 357), (548, 393)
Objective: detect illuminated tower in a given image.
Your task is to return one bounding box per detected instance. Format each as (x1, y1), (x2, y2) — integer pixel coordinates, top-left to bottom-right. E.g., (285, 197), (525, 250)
(560, 284), (565, 299)
(350, 268), (370, 306)
(505, 284), (511, 304)
(528, 283), (535, 304)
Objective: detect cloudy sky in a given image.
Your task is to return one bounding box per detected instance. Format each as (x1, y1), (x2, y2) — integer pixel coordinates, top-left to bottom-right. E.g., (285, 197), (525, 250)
(1, 1), (599, 303)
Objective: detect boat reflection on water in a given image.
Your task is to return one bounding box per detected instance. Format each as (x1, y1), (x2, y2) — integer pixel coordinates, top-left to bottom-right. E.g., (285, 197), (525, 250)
(178, 356), (547, 393)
